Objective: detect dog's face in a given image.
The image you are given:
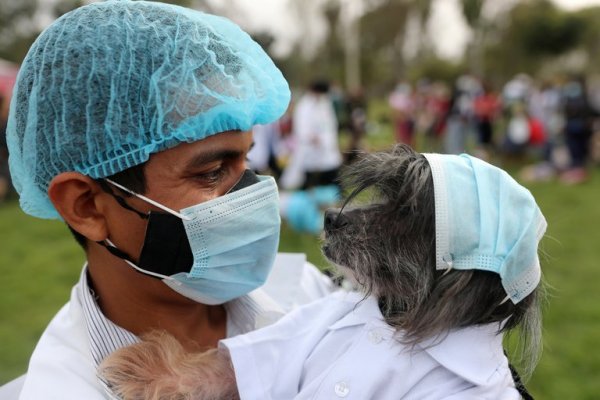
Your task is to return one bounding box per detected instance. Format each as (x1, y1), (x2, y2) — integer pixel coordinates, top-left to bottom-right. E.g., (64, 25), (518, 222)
(321, 145), (537, 355)
(321, 146), (436, 302)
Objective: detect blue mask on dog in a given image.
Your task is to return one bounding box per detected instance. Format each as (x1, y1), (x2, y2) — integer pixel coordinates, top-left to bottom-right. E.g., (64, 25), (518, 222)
(104, 170), (280, 305)
(423, 154), (547, 304)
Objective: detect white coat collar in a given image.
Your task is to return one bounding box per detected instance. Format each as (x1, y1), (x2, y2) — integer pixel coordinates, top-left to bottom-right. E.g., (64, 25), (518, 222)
(327, 292), (391, 331)
(419, 323), (507, 386)
(326, 292), (508, 386)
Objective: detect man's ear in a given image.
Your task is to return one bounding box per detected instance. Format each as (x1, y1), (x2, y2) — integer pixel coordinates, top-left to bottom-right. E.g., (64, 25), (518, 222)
(48, 172), (110, 242)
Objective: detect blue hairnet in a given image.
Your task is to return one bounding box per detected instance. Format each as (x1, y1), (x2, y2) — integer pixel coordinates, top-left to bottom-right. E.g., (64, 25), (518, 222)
(7, 0), (290, 219)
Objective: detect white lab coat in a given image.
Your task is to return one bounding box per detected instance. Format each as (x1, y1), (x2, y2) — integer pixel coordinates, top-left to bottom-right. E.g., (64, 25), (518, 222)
(290, 93), (342, 171)
(247, 123), (280, 172)
(280, 93), (342, 189)
(222, 291), (522, 400)
(10, 253), (333, 400)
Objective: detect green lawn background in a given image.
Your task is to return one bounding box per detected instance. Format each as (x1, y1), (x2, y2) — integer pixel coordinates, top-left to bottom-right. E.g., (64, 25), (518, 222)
(1, 128), (599, 398)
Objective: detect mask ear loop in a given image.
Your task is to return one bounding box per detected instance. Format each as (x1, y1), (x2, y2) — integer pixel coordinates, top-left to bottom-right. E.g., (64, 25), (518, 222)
(97, 180), (148, 220)
(441, 254), (453, 276)
(441, 265), (453, 277)
(104, 179), (192, 221)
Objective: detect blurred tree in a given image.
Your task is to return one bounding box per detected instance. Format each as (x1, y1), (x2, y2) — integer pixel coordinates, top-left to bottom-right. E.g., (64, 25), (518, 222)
(461, 0), (484, 27)
(52, 0), (85, 16)
(281, 0), (436, 91)
(406, 56), (465, 85)
(0, 0), (42, 63)
(460, 0), (487, 76)
(252, 32), (276, 53)
(360, 0), (409, 84)
(283, 0), (357, 88)
(360, 0), (433, 87)
(314, 1), (346, 84)
(515, 1), (583, 56)
(159, 0), (193, 6)
(482, 0), (586, 81)
(275, 42), (308, 91)
(573, 6), (600, 73)
(0, 0), (212, 64)
(360, 0), (433, 85)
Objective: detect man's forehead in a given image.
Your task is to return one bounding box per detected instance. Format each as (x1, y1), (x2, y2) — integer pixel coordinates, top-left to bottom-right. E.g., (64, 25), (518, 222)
(147, 130), (252, 167)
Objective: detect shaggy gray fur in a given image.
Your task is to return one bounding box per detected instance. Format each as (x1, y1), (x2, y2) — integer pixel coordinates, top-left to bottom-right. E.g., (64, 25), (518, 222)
(322, 144), (543, 378)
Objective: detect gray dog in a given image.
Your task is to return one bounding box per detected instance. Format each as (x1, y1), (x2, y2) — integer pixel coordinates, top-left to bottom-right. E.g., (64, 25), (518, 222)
(323, 145), (541, 355)
(100, 144), (545, 400)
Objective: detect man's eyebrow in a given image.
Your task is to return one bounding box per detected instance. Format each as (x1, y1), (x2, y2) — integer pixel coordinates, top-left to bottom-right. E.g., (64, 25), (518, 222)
(185, 149), (244, 169)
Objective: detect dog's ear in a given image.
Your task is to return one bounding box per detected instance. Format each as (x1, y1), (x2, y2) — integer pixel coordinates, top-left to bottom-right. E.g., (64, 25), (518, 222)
(341, 145), (430, 212)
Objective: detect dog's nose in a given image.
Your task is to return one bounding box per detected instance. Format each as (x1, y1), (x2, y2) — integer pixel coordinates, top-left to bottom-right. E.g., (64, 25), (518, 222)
(324, 208), (346, 229)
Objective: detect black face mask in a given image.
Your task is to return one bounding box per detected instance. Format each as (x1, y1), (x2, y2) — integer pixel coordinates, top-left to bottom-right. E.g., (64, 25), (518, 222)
(99, 169), (260, 278)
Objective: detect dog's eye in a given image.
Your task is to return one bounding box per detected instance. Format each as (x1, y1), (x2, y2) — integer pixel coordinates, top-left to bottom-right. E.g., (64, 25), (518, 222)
(396, 205), (411, 215)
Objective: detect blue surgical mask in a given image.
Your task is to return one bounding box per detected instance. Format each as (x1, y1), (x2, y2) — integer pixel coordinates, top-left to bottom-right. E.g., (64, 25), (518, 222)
(103, 171), (281, 305)
(423, 154), (547, 304)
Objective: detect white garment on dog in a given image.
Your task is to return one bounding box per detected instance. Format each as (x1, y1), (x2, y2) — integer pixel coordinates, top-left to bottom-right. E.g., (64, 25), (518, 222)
(221, 291), (522, 400)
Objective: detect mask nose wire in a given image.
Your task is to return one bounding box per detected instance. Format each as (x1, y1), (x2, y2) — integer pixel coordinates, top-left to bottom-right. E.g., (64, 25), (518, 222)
(104, 178), (192, 221)
(225, 169), (248, 194)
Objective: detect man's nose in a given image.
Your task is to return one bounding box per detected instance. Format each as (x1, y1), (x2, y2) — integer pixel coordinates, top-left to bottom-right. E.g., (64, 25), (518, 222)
(324, 208), (347, 230)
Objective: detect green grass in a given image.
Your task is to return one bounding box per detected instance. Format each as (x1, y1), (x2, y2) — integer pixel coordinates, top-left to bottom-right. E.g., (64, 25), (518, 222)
(0, 204), (84, 382)
(1, 168), (600, 398)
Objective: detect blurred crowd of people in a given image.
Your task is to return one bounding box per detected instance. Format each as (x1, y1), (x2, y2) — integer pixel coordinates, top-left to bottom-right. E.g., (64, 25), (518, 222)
(241, 73), (600, 233)
(246, 72), (600, 189)
(388, 73), (600, 184)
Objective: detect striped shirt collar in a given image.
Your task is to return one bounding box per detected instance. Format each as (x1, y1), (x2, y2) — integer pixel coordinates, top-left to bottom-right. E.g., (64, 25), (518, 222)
(77, 265), (285, 368)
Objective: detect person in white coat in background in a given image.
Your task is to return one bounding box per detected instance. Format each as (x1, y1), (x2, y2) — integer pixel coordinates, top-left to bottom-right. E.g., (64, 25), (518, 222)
(0, 1), (333, 399)
(281, 80), (343, 190)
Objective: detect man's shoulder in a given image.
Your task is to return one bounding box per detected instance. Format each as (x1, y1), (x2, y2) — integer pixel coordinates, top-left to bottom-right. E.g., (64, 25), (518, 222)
(19, 286), (106, 400)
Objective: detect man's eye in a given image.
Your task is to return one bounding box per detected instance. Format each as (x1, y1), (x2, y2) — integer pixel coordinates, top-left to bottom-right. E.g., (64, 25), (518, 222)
(197, 167), (226, 184)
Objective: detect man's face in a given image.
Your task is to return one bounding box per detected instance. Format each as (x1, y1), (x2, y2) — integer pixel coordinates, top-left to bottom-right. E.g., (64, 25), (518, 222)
(104, 130), (253, 261)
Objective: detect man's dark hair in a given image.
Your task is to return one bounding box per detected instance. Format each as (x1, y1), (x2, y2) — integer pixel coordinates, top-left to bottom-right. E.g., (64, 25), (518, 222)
(310, 79), (330, 94)
(68, 163), (147, 249)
